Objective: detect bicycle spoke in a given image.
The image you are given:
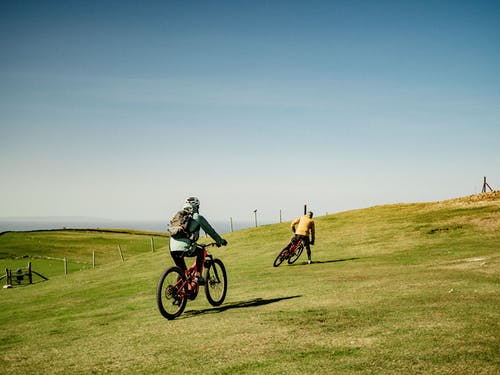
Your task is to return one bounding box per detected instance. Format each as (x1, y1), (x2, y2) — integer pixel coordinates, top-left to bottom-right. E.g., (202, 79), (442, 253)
(156, 267), (187, 320)
(205, 259), (227, 306)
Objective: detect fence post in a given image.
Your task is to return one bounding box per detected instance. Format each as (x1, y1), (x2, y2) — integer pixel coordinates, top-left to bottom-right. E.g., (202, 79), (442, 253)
(151, 237), (155, 253)
(92, 251), (96, 268)
(64, 258), (67, 275)
(482, 176), (493, 193)
(28, 262), (32, 284)
(230, 217), (233, 232)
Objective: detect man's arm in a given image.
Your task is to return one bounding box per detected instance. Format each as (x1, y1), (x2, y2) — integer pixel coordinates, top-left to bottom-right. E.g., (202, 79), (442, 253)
(197, 214), (226, 245)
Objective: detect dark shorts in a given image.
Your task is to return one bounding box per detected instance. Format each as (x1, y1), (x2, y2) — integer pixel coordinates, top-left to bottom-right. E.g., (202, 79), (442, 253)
(294, 234), (310, 247)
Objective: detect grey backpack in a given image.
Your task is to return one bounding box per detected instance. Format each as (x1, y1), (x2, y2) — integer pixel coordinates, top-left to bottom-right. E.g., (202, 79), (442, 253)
(168, 209), (193, 239)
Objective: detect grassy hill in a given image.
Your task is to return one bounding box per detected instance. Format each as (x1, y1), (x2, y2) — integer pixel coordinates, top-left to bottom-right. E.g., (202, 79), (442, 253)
(0, 192), (499, 374)
(0, 228), (169, 277)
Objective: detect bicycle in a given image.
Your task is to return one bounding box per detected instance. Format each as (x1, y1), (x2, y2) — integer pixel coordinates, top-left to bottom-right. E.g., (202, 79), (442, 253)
(273, 237), (304, 267)
(156, 242), (228, 320)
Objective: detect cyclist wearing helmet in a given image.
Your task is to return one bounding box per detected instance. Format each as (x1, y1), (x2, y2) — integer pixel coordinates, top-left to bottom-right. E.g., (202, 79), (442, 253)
(169, 196), (228, 285)
(290, 211), (315, 264)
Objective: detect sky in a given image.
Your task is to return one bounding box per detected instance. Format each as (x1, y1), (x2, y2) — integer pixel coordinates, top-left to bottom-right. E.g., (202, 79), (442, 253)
(1, 0), (499, 227)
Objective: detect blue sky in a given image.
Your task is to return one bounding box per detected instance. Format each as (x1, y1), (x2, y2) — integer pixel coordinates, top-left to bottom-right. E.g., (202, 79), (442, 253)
(1, 0), (499, 226)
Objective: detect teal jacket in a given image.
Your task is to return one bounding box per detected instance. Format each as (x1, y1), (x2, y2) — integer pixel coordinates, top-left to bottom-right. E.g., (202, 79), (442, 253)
(169, 211), (224, 252)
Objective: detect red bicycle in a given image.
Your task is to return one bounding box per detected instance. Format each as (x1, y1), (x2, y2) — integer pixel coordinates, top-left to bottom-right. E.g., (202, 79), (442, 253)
(156, 242), (228, 320)
(273, 237), (304, 267)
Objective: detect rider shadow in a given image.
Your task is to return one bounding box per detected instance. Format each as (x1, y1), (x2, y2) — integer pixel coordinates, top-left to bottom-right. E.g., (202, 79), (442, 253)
(289, 257), (360, 266)
(182, 295), (301, 318)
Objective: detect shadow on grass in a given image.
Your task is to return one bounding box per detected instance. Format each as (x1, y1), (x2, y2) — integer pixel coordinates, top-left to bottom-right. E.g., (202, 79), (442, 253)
(288, 257), (360, 266)
(182, 295), (301, 318)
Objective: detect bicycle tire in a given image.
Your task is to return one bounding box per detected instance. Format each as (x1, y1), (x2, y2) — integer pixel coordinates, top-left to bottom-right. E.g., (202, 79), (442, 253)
(288, 243), (304, 264)
(273, 248), (288, 267)
(156, 266), (188, 320)
(204, 258), (227, 306)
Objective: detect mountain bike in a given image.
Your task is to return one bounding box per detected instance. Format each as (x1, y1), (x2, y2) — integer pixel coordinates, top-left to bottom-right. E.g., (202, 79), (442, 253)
(156, 242), (228, 320)
(273, 237), (304, 267)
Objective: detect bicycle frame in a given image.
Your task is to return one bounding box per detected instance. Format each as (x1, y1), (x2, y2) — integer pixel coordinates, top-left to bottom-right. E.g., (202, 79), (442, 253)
(287, 238), (303, 256)
(175, 244), (215, 298)
(273, 236), (305, 267)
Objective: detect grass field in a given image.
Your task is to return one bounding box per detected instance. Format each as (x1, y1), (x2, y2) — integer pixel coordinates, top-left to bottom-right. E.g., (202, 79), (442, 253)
(0, 229), (169, 279)
(0, 192), (499, 374)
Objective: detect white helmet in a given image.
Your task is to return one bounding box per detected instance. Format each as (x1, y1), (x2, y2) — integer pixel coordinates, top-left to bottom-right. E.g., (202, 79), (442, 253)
(185, 196), (200, 210)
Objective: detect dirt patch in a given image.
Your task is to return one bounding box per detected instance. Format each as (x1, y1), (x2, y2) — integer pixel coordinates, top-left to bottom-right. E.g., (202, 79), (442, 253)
(464, 257), (487, 262)
(434, 254), (499, 275)
(440, 191), (500, 205)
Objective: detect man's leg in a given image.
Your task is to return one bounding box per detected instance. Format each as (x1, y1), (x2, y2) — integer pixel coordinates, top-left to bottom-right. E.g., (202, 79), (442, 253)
(171, 251), (187, 272)
(195, 247), (205, 285)
(306, 245), (312, 263)
(302, 236), (312, 263)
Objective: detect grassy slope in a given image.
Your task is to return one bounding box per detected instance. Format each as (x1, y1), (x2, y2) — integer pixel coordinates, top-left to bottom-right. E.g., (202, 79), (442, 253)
(0, 193), (499, 374)
(0, 229), (169, 277)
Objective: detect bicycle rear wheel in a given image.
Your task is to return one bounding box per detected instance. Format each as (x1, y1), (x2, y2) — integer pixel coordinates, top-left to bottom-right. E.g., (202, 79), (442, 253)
(156, 266), (187, 320)
(273, 248), (288, 267)
(288, 243), (304, 264)
(204, 258), (227, 306)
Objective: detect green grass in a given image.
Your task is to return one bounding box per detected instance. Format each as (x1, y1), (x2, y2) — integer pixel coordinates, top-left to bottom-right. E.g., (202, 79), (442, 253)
(0, 192), (499, 374)
(0, 229), (169, 279)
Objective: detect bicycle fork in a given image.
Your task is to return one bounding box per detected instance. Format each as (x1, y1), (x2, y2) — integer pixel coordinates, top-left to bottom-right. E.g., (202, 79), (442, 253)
(204, 256), (221, 285)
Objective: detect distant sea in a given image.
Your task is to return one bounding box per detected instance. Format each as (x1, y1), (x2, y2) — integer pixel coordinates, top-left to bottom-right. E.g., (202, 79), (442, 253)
(0, 218), (255, 235)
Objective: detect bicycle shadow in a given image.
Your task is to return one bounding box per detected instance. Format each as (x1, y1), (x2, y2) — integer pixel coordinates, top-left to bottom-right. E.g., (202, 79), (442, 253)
(182, 295), (301, 318)
(289, 257), (360, 266)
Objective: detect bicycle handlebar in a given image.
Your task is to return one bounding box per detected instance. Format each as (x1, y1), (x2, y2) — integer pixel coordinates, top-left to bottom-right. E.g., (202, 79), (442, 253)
(197, 242), (227, 248)
(199, 242), (218, 247)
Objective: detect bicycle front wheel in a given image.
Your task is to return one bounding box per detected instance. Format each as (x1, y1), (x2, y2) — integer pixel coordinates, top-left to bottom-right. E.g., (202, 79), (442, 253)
(204, 258), (227, 306)
(288, 243), (304, 264)
(273, 249), (288, 267)
(156, 266), (187, 320)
